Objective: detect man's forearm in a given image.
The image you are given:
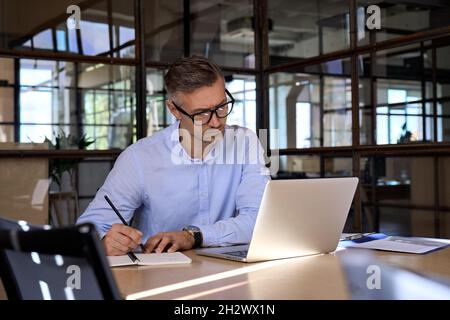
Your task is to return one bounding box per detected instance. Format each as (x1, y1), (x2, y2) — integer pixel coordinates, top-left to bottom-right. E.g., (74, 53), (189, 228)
(196, 208), (258, 247)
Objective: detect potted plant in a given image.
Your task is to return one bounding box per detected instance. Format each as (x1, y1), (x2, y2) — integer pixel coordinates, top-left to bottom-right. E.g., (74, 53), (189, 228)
(45, 130), (95, 226)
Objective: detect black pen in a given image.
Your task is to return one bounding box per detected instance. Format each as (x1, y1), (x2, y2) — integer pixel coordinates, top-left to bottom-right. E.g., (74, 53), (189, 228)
(104, 195), (146, 255)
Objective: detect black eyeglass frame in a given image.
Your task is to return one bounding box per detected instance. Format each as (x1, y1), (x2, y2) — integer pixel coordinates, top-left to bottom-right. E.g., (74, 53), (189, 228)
(171, 89), (235, 124)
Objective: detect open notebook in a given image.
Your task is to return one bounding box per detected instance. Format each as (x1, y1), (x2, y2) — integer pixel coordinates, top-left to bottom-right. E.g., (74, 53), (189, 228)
(107, 252), (192, 267)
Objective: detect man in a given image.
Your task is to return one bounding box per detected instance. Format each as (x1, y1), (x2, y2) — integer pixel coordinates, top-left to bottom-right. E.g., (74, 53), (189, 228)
(77, 55), (270, 256)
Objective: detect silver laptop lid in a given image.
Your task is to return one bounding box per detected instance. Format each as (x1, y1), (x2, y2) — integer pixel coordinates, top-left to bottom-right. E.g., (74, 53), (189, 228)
(246, 177), (358, 262)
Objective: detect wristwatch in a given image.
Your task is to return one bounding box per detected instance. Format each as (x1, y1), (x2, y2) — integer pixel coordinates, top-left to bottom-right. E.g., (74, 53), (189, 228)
(182, 225), (203, 248)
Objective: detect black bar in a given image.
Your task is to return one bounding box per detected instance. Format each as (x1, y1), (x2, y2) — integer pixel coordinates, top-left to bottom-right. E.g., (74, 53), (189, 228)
(432, 45), (438, 142)
(320, 156), (325, 178)
(319, 73), (325, 177)
(13, 58), (20, 142)
(0, 52), (261, 73)
(319, 74), (324, 148)
(368, 26), (379, 231)
(134, 0), (147, 140)
(254, 0), (270, 139)
(278, 143), (450, 156)
(183, 0), (190, 57)
(51, 28), (57, 53)
(370, 157), (379, 232)
(0, 49), (136, 66)
(74, 62), (83, 139)
(107, 0), (115, 58)
(434, 157), (441, 237)
(1, 143), (450, 159)
(76, 27), (84, 55)
(0, 149), (122, 158)
(420, 42), (427, 142)
(370, 30), (377, 145)
(0, 122), (137, 127)
(350, 0), (362, 232)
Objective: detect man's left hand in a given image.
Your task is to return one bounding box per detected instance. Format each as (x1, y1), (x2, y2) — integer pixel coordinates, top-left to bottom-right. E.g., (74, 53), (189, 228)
(144, 231), (195, 253)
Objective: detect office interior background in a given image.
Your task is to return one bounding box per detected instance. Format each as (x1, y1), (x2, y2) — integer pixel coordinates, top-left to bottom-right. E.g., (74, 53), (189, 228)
(0, 0), (449, 238)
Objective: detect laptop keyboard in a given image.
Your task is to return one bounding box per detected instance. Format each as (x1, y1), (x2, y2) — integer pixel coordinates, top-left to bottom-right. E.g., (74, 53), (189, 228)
(223, 250), (248, 258)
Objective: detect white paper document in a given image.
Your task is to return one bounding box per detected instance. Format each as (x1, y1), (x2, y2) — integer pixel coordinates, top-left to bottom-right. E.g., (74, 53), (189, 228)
(347, 236), (449, 254)
(108, 252), (192, 267)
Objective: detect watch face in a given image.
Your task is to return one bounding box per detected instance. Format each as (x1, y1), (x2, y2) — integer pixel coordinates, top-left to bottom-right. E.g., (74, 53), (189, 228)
(184, 225), (203, 248)
(186, 225), (201, 233)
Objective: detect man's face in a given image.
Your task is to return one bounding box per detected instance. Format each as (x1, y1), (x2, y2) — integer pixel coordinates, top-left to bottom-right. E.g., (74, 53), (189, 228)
(168, 78), (228, 144)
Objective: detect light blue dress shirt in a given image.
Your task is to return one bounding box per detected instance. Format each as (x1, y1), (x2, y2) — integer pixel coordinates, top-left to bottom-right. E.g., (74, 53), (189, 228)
(77, 121), (270, 247)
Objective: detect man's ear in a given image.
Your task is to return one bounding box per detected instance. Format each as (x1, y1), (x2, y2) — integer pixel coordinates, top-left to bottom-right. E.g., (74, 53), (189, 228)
(166, 100), (180, 120)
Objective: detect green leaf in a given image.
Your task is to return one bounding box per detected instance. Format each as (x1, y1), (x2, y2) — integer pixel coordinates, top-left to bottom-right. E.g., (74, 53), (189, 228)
(41, 128), (96, 189)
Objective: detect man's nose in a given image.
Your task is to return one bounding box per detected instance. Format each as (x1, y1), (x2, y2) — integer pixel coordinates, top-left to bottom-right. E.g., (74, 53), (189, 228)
(208, 112), (221, 128)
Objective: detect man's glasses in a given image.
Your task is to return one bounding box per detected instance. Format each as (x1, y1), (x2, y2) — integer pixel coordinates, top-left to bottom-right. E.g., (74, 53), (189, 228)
(171, 89), (235, 125)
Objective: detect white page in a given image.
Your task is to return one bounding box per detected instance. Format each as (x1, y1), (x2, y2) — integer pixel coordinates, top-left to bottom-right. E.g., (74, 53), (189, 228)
(134, 252), (192, 266)
(107, 252), (192, 267)
(107, 255), (135, 267)
(347, 236), (449, 254)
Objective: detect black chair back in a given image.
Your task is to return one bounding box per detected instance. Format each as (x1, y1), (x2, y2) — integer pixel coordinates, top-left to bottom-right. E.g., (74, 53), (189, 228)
(0, 218), (120, 300)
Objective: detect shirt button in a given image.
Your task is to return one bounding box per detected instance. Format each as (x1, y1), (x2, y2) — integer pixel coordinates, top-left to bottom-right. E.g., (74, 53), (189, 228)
(200, 192), (207, 198)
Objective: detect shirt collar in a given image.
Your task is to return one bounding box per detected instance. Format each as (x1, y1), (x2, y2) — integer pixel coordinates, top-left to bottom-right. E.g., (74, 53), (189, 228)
(167, 120), (225, 164)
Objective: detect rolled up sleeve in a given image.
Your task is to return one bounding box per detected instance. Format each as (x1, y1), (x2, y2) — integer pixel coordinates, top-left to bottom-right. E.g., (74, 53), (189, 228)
(198, 159), (270, 247)
(76, 147), (144, 237)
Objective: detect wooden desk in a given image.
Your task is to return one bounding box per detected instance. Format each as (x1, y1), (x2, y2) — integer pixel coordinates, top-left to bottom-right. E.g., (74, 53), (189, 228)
(113, 247), (450, 300)
(0, 246), (448, 300)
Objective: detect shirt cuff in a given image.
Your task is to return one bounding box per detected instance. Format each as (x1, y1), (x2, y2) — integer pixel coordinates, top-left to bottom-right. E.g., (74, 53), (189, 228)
(196, 224), (218, 247)
(97, 229), (107, 240)
(87, 223), (107, 240)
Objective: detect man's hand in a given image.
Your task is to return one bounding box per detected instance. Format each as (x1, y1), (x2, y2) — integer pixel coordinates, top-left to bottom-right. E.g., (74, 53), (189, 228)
(103, 224), (143, 256)
(144, 231), (195, 253)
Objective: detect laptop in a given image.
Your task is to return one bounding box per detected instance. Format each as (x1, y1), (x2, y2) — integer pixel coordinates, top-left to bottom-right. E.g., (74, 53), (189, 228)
(196, 177), (359, 263)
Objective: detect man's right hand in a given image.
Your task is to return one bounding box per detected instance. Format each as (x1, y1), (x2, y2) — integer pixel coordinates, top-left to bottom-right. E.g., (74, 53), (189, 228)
(102, 224), (143, 256)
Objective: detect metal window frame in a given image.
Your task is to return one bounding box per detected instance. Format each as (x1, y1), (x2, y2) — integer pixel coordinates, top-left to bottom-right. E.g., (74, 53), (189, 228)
(0, 0), (449, 235)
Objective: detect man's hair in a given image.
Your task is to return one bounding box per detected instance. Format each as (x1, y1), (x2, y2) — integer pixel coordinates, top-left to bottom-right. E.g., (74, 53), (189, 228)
(164, 55), (224, 99)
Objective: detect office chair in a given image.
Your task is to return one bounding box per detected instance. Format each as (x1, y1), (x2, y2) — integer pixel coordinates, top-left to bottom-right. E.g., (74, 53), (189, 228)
(0, 217), (48, 233)
(0, 218), (121, 300)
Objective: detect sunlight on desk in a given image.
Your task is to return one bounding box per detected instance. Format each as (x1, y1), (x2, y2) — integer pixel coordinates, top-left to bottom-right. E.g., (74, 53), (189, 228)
(115, 251), (351, 300)
(125, 255), (309, 300)
(113, 247), (450, 300)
